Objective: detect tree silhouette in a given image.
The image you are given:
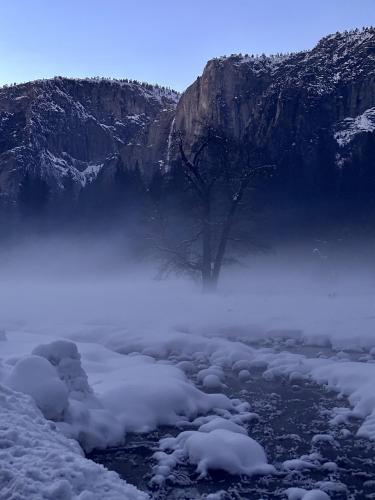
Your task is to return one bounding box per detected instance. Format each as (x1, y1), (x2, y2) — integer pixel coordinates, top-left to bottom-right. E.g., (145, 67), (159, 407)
(153, 127), (272, 292)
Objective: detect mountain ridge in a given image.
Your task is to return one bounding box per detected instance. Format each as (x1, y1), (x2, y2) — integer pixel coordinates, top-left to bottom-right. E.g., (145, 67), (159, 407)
(0, 76), (178, 204)
(174, 27), (375, 213)
(1, 27), (375, 233)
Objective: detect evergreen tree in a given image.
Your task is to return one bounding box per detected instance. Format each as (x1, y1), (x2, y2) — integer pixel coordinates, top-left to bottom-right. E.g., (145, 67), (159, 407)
(18, 172), (50, 219)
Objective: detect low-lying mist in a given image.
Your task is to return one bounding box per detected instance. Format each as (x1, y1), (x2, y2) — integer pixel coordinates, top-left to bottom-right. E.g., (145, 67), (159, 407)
(1, 234), (375, 351)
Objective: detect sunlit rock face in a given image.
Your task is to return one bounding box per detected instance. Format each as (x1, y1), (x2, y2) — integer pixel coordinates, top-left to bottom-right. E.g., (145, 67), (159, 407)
(175, 28), (375, 227)
(0, 77), (178, 202)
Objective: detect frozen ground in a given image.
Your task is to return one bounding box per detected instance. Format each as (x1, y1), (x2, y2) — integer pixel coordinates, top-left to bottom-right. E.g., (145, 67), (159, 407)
(1, 239), (375, 499)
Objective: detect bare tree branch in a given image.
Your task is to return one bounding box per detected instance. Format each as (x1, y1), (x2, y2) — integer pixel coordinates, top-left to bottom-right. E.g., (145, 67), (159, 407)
(152, 126), (274, 291)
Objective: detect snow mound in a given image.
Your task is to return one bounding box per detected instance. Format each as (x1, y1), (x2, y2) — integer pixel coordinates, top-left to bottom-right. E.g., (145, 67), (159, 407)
(32, 340), (92, 400)
(58, 397), (125, 453)
(5, 355), (69, 420)
(286, 488), (330, 499)
(198, 416), (247, 435)
(6, 341), (125, 452)
(283, 459), (317, 471)
(154, 428), (274, 481)
(0, 384), (147, 500)
(99, 361), (233, 432)
(32, 341), (126, 451)
(202, 374), (223, 389)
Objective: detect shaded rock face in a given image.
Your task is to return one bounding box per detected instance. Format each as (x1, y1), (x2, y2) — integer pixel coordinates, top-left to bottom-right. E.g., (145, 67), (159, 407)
(175, 28), (375, 225)
(0, 77), (178, 203)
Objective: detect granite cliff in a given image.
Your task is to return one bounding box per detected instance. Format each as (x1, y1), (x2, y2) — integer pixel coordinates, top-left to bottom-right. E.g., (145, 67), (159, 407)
(1, 28), (374, 232)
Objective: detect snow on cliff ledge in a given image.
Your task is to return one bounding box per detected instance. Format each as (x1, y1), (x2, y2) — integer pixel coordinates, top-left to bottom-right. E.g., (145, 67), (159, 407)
(334, 107), (375, 146)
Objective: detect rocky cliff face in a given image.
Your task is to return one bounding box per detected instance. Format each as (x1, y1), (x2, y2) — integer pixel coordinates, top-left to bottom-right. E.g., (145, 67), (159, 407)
(175, 28), (375, 214)
(0, 77), (178, 203)
(1, 28), (374, 230)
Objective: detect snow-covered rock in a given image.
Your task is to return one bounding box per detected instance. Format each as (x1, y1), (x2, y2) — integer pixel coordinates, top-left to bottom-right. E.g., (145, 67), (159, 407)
(283, 459), (317, 471)
(286, 488), (330, 500)
(155, 428), (274, 480)
(198, 416), (247, 435)
(32, 340), (92, 400)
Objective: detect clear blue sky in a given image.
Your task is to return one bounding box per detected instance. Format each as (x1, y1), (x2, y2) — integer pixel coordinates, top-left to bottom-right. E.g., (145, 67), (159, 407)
(1, 0), (374, 91)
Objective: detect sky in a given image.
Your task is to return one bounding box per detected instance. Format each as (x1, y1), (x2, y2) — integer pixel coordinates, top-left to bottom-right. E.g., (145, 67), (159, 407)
(0, 0), (374, 92)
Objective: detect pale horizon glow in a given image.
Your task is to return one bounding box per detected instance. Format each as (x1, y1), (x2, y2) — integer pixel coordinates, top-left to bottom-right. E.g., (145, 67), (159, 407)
(0, 0), (374, 91)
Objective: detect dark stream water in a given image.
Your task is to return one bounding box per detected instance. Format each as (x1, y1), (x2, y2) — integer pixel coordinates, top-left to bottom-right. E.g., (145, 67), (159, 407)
(88, 356), (375, 499)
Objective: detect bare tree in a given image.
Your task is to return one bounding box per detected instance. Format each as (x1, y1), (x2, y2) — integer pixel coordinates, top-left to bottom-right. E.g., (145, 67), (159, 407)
(152, 126), (272, 292)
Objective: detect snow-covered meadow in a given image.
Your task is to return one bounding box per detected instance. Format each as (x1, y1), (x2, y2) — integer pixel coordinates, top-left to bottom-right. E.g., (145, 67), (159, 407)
(1, 237), (375, 499)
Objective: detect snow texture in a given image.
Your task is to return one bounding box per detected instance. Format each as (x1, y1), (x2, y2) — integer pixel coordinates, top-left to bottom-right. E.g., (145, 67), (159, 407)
(334, 107), (375, 146)
(0, 384), (147, 500)
(5, 355), (69, 420)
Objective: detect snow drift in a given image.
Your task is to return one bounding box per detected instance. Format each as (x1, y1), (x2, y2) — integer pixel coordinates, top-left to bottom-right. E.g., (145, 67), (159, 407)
(0, 384), (147, 500)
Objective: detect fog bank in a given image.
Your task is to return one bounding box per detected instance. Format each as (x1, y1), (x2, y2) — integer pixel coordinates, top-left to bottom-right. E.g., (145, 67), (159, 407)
(1, 235), (375, 351)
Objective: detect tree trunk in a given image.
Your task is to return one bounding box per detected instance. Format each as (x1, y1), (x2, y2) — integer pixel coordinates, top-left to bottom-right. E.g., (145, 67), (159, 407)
(211, 200), (238, 289)
(211, 179), (249, 289)
(201, 197), (213, 292)
(211, 214), (233, 285)
(202, 271), (218, 293)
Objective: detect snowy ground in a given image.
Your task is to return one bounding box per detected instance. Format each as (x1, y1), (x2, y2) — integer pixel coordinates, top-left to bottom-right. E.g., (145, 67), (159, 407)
(1, 240), (375, 499)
